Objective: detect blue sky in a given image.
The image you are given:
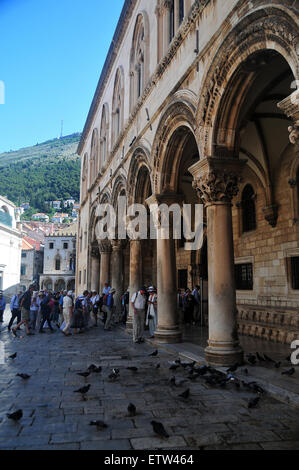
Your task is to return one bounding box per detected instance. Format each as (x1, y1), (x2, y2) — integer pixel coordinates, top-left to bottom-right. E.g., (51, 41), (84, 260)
(0, 0), (124, 153)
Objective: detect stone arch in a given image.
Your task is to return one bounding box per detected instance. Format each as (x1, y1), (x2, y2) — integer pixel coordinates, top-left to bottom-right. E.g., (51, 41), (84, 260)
(129, 10), (150, 111)
(81, 152), (89, 201)
(54, 278), (65, 292)
(100, 103), (110, 170)
(127, 145), (152, 205)
(67, 279), (75, 291)
(151, 97), (198, 193)
(90, 128), (99, 186)
(42, 278), (53, 291)
(111, 171), (128, 209)
(196, 5), (299, 158)
(112, 66), (125, 146)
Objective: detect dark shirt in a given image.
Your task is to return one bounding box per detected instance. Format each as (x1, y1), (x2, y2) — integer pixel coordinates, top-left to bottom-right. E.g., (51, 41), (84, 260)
(21, 290), (32, 310)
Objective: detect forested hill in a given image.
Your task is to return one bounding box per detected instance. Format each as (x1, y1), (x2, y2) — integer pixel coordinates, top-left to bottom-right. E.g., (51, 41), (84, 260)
(0, 133), (81, 211)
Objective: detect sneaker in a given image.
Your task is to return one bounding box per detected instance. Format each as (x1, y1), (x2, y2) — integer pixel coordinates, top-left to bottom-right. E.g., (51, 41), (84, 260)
(12, 328), (17, 337)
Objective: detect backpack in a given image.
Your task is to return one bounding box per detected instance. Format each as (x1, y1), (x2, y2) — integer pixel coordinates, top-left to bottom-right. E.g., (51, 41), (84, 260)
(102, 294), (108, 306)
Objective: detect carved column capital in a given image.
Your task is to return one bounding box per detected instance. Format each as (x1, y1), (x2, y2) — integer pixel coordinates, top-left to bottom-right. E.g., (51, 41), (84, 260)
(278, 91), (299, 145)
(263, 205), (278, 228)
(111, 239), (126, 251)
(188, 157), (247, 205)
(98, 240), (112, 254)
(91, 244), (100, 258)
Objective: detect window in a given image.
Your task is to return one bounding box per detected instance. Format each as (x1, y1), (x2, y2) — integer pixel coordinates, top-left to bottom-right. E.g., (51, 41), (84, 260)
(130, 14), (148, 110)
(79, 271), (82, 285)
(112, 68), (124, 145)
(21, 253), (27, 258)
(55, 257), (61, 271)
(81, 153), (88, 200)
(100, 105), (109, 167)
(179, 0), (184, 25)
(169, 0), (175, 43)
(90, 128), (99, 185)
(63, 242), (68, 250)
(291, 257), (299, 289)
(49, 242), (54, 249)
(21, 265), (26, 276)
(84, 269), (87, 284)
(235, 263), (253, 290)
(242, 185), (256, 233)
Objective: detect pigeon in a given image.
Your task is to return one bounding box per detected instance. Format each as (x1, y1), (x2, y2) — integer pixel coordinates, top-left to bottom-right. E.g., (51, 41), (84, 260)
(248, 396), (260, 409)
(113, 368), (120, 375)
(178, 388), (190, 399)
(126, 367), (138, 372)
(7, 409), (23, 421)
(247, 382), (265, 395)
(256, 352), (266, 362)
(73, 384), (91, 394)
(128, 403), (136, 417)
(281, 367), (295, 376)
(263, 353), (275, 363)
(108, 372), (119, 380)
(16, 373), (30, 380)
(155, 363), (160, 369)
(226, 363), (239, 373)
(181, 361), (196, 369)
(87, 364), (98, 372)
(151, 420), (169, 438)
(241, 368), (249, 375)
(169, 364), (180, 371)
(89, 420), (108, 428)
(93, 366), (102, 373)
(247, 354), (256, 366)
(174, 358), (181, 364)
(77, 371), (91, 378)
(9, 353), (17, 359)
(274, 361), (281, 369)
(149, 350), (158, 357)
(194, 365), (209, 376)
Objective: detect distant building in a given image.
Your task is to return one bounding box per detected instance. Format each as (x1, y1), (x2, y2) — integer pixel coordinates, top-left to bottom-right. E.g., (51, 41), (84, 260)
(21, 202), (30, 210)
(63, 199), (76, 208)
(39, 223), (77, 292)
(52, 213), (69, 224)
(52, 201), (61, 210)
(0, 195), (22, 296)
(20, 237), (44, 291)
(32, 213), (49, 223)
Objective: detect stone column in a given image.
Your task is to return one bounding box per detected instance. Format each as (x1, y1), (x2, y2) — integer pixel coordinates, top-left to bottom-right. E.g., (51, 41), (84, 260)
(111, 240), (125, 314)
(189, 157), (246, 366)
(146, 193), (182, 343)
(98, 240), (112, 294)
(127, 239), (142, 330)
(90, 244), (100, 292)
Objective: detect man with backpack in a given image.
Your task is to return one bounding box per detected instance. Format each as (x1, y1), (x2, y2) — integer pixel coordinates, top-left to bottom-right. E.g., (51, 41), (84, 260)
(8, 291), (22, 330)
(131, 287), (147, 344)
(12, 285), (34, 336)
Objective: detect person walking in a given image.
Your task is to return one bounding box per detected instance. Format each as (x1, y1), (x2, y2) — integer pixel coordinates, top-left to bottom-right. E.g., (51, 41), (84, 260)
(12, 285), (34, 336)
(0, 292), (6, 323)
(62, 291), (74, 336)
(90, 291), (100, 327)
(71, 296), (85, 334)
(131, 287), (147, 344)
(192, 285), (201, 325)
(29, 292), (39, 331)
(8, 291), (22, 331)
(121, 288), (129, 325)
(183, 289), (195, 325)
(104, 288), (116, 331)
(39, 294), (54, 333)
(146, 286), (157, 338)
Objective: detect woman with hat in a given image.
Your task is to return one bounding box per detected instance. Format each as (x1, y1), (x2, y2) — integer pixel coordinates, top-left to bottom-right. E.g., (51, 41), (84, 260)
(146, 286), (157, 338)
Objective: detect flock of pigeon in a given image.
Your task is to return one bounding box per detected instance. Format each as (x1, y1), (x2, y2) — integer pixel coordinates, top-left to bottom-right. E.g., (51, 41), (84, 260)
(5, 348), (296, 440)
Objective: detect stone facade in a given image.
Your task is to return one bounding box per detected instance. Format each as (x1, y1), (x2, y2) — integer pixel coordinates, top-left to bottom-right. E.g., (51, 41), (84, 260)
(0, 195), (22, 297)
(40, 234), (76, 292)
(77, 0), (299, 365)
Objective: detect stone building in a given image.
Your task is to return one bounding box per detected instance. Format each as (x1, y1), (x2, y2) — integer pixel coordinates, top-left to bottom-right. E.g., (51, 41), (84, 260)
(20, 237), (44, 291)
(0, 195), (22, 296)
(40, 225), (76, 292)
(77, 0), (299, 366)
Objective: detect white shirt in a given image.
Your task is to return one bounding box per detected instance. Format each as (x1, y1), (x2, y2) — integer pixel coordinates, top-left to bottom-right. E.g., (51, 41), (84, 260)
(131, 291), (147, 309)
(63, 295), (73, 312)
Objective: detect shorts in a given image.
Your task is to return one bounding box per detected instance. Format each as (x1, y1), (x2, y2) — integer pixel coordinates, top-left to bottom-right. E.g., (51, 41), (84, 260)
(21, 307), (30, 321)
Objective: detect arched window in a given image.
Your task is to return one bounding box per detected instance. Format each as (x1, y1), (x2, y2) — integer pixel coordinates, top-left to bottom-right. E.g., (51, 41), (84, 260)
(55, 256), (61, 271)
(169, 0), (175, 43)
(112, 68), (124, 145)
(242, 184), (256, 233)
(178, 0), (184, 25)
(130, 14), (148, 109)
(81, 153), (88, 201)
(90, 128), (99, 185)
(100, 104), (109, 168)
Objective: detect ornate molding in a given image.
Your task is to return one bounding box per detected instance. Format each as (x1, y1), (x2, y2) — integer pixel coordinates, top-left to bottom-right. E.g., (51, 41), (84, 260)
(278, 90), (299, 145)
(189, 157), (247, 205)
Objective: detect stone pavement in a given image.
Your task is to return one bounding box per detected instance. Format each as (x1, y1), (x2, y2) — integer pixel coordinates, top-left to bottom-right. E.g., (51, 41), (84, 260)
(0, 312), (299, 450)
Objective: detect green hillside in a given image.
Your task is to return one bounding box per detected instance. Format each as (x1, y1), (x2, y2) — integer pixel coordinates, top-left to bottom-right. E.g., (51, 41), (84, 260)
(0, 133), (82, 213)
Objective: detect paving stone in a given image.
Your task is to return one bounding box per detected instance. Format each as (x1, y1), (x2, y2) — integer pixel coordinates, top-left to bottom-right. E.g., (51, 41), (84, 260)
(260, 441), (299, 450)
(80, 439), (132, 450)
(130, 436), (187, 450)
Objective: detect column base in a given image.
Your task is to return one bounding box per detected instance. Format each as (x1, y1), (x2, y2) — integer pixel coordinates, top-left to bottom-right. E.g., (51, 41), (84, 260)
(154, 327), (182, 344)
(205, 342), (243, 367)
